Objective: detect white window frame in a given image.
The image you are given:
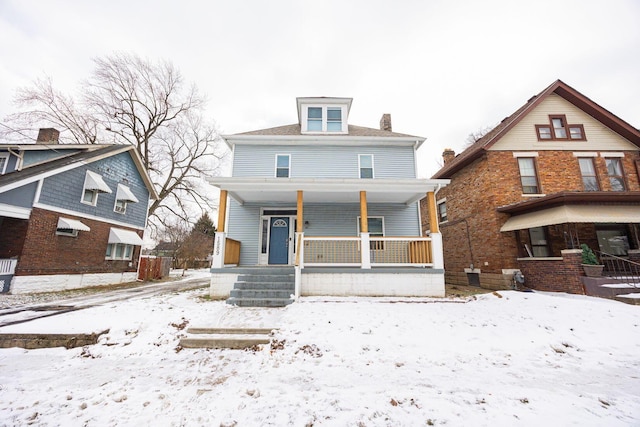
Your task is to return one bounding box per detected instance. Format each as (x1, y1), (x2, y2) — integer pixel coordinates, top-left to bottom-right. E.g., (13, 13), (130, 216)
(358, 154), (374, 179)
(114, 199), (127, 214)
(0, 153), (8, 174)
(56, 228), (79, 237)
(275, 154), (291, 178)
(437, 198), (448, 223)
(356, 216), (385, 237)
(302, 105), (348, 134)
(105, 243), (134, 260)
(82, 188), (98, 206)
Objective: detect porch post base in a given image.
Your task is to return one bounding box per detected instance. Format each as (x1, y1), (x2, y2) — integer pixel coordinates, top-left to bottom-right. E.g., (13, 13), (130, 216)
(212, 232), (227, 268)
(361, 233), (371, 269)
(431, 232), (444, 269)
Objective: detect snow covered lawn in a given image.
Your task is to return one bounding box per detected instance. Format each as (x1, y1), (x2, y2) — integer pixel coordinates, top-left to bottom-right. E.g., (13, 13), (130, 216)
(1, 289), (639, 426)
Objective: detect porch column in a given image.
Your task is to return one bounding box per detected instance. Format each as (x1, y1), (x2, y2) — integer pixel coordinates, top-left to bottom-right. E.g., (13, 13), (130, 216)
(360, 191), (371, 269)
(426, 191), (443, 269)
(212, 190), (228, 268)
(296, 190), (304, 267)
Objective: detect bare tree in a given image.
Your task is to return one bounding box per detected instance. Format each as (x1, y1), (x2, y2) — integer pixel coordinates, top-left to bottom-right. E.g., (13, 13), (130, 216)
(463, 124), (498, 148)
(1, 53), (227, 235)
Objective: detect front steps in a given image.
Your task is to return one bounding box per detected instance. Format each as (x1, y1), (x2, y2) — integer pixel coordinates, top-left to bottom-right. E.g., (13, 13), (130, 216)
(179, 327), (275, 349)
(226, 268), (295, 307)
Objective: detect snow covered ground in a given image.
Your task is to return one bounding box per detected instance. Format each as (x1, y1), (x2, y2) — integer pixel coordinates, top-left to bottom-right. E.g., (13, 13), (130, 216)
(0, 284), (639, 426)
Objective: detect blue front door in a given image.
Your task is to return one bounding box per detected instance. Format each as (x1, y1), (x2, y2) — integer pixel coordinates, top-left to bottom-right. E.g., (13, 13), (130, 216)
(268, 217), (289, 264)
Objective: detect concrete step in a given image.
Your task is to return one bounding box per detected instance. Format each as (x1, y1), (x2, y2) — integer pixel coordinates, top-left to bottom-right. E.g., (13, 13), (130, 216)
(230, 289), (293, 299)
(0, 330), (109, 349)
(226, 297), (294, 307)
(187, 327), (274, 335)
(233, 281), (295, 290)
(237, 274), (294, 283)
(180, 335), (270, 349)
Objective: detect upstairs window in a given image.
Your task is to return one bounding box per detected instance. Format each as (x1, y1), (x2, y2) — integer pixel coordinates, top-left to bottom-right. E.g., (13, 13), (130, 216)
(0, 153), (8, 174)
(517, 157), (540, 194)
(303, 106), (346, 133)
(276, 154), (290, 178)
(114, 184), (139, 214)
(437, 200), (448, 223)
(359, 154), (374, 178)
(327, 108), (342, 131)
(82, 170), (112, 206)
(605, 157), (626, 191)
(578, 157), (599, 191)
(535, 115), (585, 141)
(307, 108), (322, 131)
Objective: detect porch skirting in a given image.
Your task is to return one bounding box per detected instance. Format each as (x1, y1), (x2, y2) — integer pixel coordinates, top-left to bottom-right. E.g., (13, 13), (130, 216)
(210, 267), (445, 298)
(9, 272), (138, 294)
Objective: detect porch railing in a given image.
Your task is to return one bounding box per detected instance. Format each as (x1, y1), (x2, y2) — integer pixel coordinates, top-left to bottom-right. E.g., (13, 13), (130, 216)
(302, 236), (433, 267)
(0, 259), (17, 275)
(596, 250), (640, 288)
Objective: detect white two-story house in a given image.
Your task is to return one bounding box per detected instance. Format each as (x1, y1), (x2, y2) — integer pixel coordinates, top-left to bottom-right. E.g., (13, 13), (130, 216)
(208, 97), (449, 305)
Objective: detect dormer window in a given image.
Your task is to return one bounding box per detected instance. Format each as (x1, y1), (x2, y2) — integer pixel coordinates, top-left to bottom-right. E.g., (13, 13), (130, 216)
(0, 153), (8, 174)
(298, 97), (351, 134)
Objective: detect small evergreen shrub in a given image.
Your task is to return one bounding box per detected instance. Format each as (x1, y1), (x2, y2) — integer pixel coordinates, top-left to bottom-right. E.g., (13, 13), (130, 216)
(581, 244), (599, 265)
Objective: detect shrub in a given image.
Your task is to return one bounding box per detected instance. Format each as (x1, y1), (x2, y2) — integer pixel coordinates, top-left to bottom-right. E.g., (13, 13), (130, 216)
(581, 244), (599, 265)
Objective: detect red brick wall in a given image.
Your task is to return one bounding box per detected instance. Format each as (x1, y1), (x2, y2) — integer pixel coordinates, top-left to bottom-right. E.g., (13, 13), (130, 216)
(15, 208), (141, 276)
(422, 149), (640, 281)
(517, 249), (585, 294)
(0, 218), (29, 258)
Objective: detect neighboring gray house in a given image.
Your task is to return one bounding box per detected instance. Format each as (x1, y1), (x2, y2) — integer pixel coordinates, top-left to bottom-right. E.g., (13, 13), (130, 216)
(0, 128), (158, 293)
(208, 97), (449, 303)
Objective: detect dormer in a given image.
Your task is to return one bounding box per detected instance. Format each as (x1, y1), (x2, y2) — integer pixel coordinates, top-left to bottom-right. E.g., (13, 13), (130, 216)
(297, 97), (352, 135)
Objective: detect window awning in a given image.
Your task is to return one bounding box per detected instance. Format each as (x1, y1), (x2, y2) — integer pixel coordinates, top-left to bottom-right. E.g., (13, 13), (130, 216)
(116, 184), (139, 203)
(84, 170), (112, 193)
(108, 228), (144, 245)
(500, 205), (640, 232)
(57, 217), (90, 232)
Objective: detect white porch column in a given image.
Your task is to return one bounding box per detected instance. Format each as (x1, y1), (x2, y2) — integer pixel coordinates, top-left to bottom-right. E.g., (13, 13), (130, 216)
(430, 232), (444, 269)
(212, 190), (228, 268)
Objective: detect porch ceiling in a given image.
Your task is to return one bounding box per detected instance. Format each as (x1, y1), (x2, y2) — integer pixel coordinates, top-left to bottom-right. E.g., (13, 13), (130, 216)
(207, 177), (450, 205)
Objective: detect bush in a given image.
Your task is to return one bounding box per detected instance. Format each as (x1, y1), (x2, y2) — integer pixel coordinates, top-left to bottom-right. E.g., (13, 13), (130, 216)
(581, 244), (599, 265)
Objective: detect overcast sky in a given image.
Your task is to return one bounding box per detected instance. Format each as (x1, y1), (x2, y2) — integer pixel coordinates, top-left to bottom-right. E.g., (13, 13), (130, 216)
(1, 0), (638, 177)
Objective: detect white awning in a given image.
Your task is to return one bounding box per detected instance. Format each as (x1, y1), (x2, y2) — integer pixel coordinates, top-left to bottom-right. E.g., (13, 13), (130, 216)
(116, 184), (139, 203)
(57, 217), (90, 232)
(501, 205), (640, 232)
(84, 170), (112, 193)
(108, 228), (144, 245)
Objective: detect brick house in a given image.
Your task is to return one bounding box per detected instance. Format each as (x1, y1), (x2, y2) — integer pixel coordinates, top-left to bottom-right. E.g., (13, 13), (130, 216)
(421, 80), (640, 293)
(0, 129), (158, 293)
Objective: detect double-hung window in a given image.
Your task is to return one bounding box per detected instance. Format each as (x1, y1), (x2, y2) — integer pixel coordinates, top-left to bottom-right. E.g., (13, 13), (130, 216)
(307, 108), (323, 131)
(437, 200), (448, 223)
(535, 115), (585, 141)
(517, 157), (540, 194)
(327, 108), (342, 131)
(578, 157), (599, 191)
(359, 154), (374, 178)
(276, 154), (290, 178)
(82, 170), (112, 206)
(105, 243), (133, 260)
(0, 153), (8, 174)
(605, 157), (626, 191)
(529, 227), (550, 257)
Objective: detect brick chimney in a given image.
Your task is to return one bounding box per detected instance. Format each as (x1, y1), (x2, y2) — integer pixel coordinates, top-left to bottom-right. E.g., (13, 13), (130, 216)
(36, 128), (60, 144)
(442, 148), (456, 164)
(379, 114), (392, 132)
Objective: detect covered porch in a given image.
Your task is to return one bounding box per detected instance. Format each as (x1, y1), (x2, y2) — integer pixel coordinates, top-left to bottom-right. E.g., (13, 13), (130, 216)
(208, 177), (449, 299)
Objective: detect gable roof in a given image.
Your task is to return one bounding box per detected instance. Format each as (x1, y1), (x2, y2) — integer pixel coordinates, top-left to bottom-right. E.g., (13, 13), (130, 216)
(432, 79), (640, 179)
(0, 144), (158, 199)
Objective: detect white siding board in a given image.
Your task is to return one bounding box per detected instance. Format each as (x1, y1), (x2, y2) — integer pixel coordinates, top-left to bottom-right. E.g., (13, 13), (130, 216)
(490, 94), (637, 152)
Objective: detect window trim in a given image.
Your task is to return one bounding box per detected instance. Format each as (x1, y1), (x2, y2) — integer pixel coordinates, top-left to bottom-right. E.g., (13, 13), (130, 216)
(0, 153), (8, 174)
(357, 216), (385, 251)
(535, 115), (586, 141)
(302, 105), (348, 134)
(358, 154), (374, 179)
(437, 199), (448, 223)
(82, 189), (99, 206)
(56, 228), (79, 237)
(528, 226), (551, 257)
(577, 157), (600, 191)
(105, 243), (134, 260)
(517, 157), (541, 195)
(604, 157), (627, 191)
(275, 154), (291, 178)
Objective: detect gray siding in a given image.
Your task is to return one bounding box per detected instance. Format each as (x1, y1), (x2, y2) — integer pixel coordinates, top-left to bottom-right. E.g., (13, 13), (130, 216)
(233, 145), (416, 179)
(227, 200), (421, 266)
(38, 152), (150, 228)
(0, 182), (38, 207)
